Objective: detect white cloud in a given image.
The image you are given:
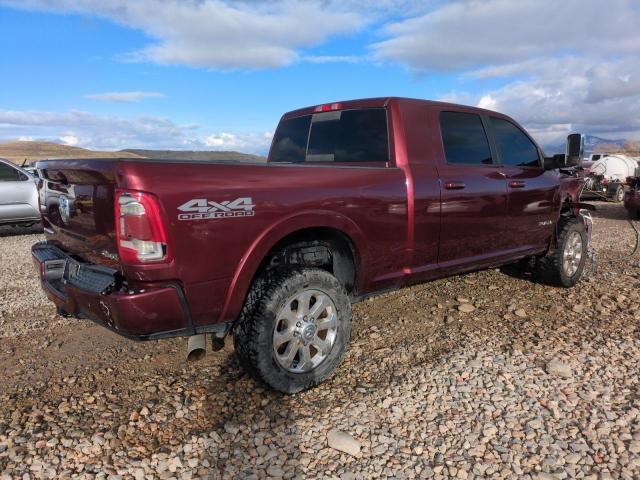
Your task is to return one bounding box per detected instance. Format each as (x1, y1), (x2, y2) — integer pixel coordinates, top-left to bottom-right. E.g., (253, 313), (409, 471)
(467, 57), (640, 148)
(4, 0), (640, 150)
(373, 0), (640, 72)
(477, 95), (496, 111)
(369, 0), (640, 148)
(205, 133), (235, 147)
(60, 134), (79, 146)
(205, 131), (273, 151)
(85, 91), (164, 103)
(0, 109), (272, 153)
(3, 0), (363, 69)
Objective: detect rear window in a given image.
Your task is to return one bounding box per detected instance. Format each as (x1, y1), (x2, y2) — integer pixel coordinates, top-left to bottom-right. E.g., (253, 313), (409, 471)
(440, 111), (493, 165)
(270, 108), (389, 163)
(269, 115), (311, 163)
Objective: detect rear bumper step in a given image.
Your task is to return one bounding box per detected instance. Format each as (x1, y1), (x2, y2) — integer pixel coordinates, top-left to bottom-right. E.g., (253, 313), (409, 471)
(31, 242), (228, 340)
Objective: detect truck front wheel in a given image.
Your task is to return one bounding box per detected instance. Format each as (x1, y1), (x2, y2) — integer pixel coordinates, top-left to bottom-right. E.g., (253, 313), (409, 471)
(536, 217), (587, 288)
(234, 268), (352, 394)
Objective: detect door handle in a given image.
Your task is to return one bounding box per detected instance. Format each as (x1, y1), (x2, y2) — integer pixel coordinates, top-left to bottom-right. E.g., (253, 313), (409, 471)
(444, 181), (466, 190)
(509, 180), (526, 188)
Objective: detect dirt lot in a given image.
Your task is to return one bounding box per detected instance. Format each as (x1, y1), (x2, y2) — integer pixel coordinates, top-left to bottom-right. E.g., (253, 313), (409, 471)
(1, 203), (639, 479)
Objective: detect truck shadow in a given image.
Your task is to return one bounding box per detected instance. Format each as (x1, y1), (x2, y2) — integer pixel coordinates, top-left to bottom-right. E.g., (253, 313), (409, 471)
(498, 262), (537, 283)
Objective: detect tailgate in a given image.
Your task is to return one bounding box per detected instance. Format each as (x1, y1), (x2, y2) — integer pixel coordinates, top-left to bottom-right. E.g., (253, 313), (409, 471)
(38, 159), (119, 268)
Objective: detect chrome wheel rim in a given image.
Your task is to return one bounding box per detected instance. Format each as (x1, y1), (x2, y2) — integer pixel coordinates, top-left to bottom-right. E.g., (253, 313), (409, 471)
(562, 231), (583, 277)
(272, 289), (338, 373)
(617, 188), (625, 202)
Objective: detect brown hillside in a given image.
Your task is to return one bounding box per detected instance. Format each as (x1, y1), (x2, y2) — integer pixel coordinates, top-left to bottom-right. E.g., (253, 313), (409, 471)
(121, 149), (265, 162)
(0, 141), (143, 164)
(0, 140), (266, 165)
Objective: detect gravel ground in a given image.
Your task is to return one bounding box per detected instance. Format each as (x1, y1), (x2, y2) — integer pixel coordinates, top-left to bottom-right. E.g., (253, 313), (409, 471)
(1, 203), (639, 479)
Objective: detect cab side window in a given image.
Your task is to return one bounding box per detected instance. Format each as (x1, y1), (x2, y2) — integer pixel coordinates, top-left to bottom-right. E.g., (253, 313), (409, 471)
(440, 111), (493, 165)
(490, 117), (541, 168)
(0, 163), (22, 182)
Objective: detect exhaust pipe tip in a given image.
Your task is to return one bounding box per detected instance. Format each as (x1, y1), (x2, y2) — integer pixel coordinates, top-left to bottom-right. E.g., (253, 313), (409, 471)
(186, 334), (207, 362)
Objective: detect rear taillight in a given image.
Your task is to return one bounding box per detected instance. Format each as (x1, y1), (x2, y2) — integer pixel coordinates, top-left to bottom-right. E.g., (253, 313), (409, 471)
(115, 189), (170, 264)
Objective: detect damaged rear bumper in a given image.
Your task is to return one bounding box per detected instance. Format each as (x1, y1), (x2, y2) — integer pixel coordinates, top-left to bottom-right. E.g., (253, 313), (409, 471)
(31, 242), (228, 340)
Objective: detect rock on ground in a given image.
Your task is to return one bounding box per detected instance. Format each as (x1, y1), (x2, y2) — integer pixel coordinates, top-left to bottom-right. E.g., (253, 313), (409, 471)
(327, 429), (361, 456)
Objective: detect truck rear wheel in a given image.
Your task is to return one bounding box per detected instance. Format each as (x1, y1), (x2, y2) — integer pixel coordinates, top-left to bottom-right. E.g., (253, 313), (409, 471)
(234, 268), (351, 394)
(536, 217), (587, 288)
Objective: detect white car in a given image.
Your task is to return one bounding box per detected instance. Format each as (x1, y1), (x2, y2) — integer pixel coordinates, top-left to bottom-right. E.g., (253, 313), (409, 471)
(0, 158), (40, 227)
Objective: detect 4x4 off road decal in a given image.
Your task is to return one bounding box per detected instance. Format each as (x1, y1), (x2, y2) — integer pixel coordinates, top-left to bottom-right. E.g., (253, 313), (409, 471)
(177, 197), (255, 220)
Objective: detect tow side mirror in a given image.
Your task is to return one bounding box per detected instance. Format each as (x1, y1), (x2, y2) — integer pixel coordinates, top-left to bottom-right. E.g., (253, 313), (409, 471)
(565, 133), (583, 167)
(544, 133), (583, 170)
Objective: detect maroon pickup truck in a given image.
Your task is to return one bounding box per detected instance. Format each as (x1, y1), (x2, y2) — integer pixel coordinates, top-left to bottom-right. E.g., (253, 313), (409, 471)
(33, 97), (593, 393)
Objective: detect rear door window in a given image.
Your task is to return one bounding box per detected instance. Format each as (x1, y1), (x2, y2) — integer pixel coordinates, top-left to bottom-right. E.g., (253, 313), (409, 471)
(489, 117), (541, 168)
(440, 111), (493, 165)
(270, 108), (389, 163)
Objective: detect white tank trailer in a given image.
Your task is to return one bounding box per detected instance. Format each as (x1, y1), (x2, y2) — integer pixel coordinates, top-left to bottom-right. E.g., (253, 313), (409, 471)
(583, 154), (640, 202)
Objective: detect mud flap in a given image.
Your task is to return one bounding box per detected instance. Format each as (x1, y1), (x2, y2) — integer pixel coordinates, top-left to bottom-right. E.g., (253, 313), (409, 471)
(578, 209), (598, 274)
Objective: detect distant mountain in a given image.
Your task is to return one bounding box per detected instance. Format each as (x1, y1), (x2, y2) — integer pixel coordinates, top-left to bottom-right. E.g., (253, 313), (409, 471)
(582, 135), (627, 152)
(121, 149), (266, 162)
(545, 135), (628, 156)
(0, 140), (266, 165)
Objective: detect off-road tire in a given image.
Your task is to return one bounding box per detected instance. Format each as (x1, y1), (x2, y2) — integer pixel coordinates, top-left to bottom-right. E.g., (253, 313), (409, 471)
(234, 268), (351, 394)
(536, 217), (587, 288)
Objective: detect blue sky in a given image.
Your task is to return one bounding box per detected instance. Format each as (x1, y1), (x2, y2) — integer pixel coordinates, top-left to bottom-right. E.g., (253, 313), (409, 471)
(1, 0), (640, 154)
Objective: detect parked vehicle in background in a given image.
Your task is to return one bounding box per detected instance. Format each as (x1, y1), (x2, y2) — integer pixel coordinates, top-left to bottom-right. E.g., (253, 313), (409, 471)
(586, 153), (610, 163)
(0, 158), (40, 227)
(581, 153), (610, 171)
(32, 97), (593, 393)
(23, 166), (40, 178)
(582, 154), (639, 202)
(625, 176), (640, 219)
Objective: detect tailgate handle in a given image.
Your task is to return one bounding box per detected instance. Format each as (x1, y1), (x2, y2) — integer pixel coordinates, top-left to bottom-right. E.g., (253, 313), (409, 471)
(444, 181), (466, 190)
(509, 180), (526, 188)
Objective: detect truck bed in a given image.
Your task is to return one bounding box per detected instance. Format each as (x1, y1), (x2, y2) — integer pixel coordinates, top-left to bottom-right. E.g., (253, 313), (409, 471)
(38, 157), (412, 328)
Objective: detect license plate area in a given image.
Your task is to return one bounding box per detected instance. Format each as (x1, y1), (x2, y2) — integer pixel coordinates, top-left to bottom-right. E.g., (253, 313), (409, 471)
(62, 258), (117, 294)
(63, 258), (83, 282)
(34, 244), (118, 294)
